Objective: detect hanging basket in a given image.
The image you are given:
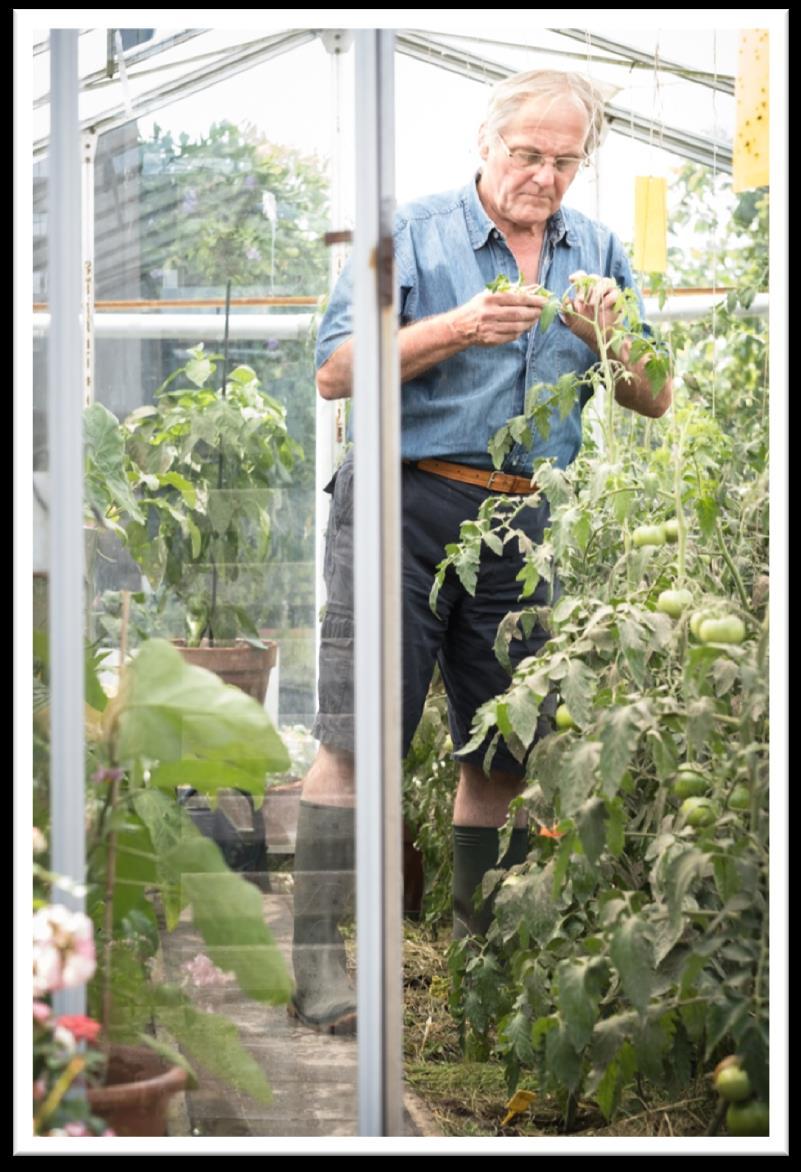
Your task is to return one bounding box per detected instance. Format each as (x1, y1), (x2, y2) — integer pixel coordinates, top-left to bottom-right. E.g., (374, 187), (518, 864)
(87, 1045), (188, 1138)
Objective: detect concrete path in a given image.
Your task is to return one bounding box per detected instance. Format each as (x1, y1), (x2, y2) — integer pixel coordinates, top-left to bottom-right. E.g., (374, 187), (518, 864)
(160, 878), (435, 1138)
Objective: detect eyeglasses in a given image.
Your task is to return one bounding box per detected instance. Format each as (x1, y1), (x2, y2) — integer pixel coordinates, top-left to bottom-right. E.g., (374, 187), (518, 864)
(496, 133), (587, 176)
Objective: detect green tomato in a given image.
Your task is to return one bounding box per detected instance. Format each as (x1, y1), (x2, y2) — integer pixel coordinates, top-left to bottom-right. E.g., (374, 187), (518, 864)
(656, 588), (693, 618)
(698, 616), (746, 645)
(680, 796), (716, 827)
(664, 517), (681, 543)
(715, 1064), (752, 1103)
(728, 784), (751, 811)
(672, 766), (709, 799)
(555, 703), (579, 731)
(689, 609), (716, 639)
(632, 524), (666, 548)
(726, 1100), (769, 1137)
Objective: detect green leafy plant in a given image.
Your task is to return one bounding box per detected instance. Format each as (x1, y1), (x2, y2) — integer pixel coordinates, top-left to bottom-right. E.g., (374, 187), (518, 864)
(36, 631), (294, 1105)
(86, 345), (302, 647)
(431, 245), (768, 1130)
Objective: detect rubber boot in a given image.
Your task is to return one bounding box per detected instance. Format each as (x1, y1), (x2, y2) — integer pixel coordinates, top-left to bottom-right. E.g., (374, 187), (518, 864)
(288, 800), (357, 1035)
(452, 825), (530, 941)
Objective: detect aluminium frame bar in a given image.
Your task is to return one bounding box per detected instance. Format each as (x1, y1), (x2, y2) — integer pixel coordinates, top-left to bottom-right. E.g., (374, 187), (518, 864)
(353, 29), (404, 1138)
(395, 31), (732, 172)
(33, 30), (317, 159)
(48, 30), (86, 1017)
(34, 30), (210, 109)
(551, 28), (735, 94)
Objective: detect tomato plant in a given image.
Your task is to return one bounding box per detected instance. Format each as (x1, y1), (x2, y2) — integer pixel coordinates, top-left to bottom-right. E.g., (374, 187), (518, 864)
(436, 239), (769, 1133)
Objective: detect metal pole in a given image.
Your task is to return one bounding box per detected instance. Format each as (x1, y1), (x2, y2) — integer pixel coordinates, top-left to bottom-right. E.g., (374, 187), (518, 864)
(81, 131), (97, 408)
(48, 30), (86, 1016)
(317, 30), (353, 706)
(353, 30), (403, 1137)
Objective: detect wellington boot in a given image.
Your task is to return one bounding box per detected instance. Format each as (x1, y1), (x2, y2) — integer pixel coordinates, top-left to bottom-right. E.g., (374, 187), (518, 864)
(452, 825), (529, 941)
(288, 800), (357, 1035)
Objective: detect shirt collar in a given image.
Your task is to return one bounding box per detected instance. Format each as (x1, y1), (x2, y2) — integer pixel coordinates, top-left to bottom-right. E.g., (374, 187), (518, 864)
(464, 170), (574, 249)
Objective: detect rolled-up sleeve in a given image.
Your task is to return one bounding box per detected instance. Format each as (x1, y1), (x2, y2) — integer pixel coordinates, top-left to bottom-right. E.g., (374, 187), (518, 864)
(315, 260), (354, 372)
(315, 213), (418, 373)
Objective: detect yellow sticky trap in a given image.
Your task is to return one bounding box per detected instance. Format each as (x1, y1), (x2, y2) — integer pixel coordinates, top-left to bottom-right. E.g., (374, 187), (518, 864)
(733, 30), (769, 192)
(633, 177), (667, 274)
(500, 1088), (537, 1127)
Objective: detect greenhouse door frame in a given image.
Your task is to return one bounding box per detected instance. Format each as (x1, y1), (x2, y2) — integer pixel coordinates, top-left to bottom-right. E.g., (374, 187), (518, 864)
(45, 26), (406, 1137)
(352, 29), (404, 1137)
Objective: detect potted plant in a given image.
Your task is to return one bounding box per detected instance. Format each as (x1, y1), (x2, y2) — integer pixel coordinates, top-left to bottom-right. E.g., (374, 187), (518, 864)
(34, 629), (295, 1136)
(85, 342), (302, 701)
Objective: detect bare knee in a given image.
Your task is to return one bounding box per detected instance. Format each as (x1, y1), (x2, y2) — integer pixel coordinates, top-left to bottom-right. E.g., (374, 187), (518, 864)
(301, 744), (355, 807)
(454, 762), (528, 828)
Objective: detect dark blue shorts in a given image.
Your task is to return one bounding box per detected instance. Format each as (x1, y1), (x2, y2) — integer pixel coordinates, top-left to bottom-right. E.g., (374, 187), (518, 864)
(311, 453), (555, 776)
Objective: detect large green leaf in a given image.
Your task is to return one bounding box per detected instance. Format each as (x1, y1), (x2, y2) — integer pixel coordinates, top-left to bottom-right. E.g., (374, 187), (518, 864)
(166, 834), (292, 1005)
(576, 796), (607, 866)
(610, 916), (655, 1016)
(544, 1018), (582, 1092)
(156, 995), (272, 1104)
(561, 658), (597, 729)
(557, 957), (604, 1051)
(599, 703), (649, 797)
(117, 638), (290, 776)
(112, 814), (159, 926)
(665, 846), (708, 929)
(495, 859), (564, 948)
(559, 741), (601, 817)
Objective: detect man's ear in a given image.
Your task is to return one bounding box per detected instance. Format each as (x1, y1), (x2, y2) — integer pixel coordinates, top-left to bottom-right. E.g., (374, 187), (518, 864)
(478, 121), (489, 160)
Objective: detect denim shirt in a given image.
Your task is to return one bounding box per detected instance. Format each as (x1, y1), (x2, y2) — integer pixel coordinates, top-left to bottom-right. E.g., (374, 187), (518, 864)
(315, 172), (649, 474)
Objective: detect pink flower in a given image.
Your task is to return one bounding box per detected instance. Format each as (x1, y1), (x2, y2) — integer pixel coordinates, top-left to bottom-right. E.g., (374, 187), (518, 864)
(32, 1000), (51, 1024)
(32, 905), (96, 994)
(56, 1014), (102, 1045)
(32, 1078), (47, 1102)
(182, 953), (235, 989)
(90, 767), (124, 785)
(63, 1122), (91, 1136)
(53, 1025), (77, 1053)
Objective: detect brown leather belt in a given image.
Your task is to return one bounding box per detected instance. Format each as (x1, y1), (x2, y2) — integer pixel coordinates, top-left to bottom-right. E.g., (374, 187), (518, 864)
(414, 458), (539, 495)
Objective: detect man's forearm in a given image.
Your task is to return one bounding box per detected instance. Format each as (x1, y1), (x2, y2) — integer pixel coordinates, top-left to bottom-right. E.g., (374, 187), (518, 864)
(611, 336), (672, 418)
(316, 309), (467, 400)
(567, 316), (672, 419)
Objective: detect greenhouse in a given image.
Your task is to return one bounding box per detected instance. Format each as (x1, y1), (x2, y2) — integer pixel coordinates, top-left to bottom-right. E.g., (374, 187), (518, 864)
(18, 15), (786, 1153)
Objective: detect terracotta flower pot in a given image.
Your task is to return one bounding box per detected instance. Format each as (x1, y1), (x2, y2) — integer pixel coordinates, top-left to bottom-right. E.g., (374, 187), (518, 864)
(87, 1045), (188, 1137)
(172, 638), (277, 704)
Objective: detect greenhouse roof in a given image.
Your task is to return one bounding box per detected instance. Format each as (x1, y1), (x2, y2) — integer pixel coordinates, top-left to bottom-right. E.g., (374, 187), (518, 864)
(32, 25), (739, 171)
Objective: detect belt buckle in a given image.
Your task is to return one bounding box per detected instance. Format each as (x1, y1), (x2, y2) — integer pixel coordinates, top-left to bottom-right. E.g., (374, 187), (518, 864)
(486, 470), (501, 492)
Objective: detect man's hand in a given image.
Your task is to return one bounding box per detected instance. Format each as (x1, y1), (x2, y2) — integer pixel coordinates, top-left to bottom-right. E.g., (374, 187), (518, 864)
(317, 287), (547, 399)
(559, 270), (671, 418)
(450, 288), (546, 347)
(561, 270), (622, 346)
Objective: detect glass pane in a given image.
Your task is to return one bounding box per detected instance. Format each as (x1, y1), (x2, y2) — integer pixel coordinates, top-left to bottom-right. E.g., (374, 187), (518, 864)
(71, 31), (362, 1140)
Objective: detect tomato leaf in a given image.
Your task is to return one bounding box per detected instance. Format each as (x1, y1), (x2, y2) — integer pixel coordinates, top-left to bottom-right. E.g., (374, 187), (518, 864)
(562, 658), (597, 729)
(665, 846), (709, 929)
(544, 1019), (583, 1092)
(557, 957), (604, 1051)
(599, 703), (649, 797)
(610, 916), (655, 1015)
(576, 796), (607, 866)
(559, 741), (601, 817)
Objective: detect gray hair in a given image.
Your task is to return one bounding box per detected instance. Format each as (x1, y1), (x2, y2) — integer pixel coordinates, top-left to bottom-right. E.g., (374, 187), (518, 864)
(483, 70), (607, 155)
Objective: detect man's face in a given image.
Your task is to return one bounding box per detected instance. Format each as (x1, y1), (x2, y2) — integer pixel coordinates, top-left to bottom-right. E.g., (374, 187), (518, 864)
(477, 95), (590, 233)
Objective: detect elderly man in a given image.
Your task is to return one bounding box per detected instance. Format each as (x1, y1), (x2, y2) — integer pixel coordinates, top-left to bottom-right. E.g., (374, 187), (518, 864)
(289, 69), (672, 1035)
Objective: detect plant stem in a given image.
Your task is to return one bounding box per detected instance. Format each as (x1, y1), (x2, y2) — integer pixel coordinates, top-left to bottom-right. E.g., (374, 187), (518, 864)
(209, 279), (233, 647)
(34, 1055), (86, 1132)
(714, 519), (750, 611)
(101, 590), (130, 1050)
